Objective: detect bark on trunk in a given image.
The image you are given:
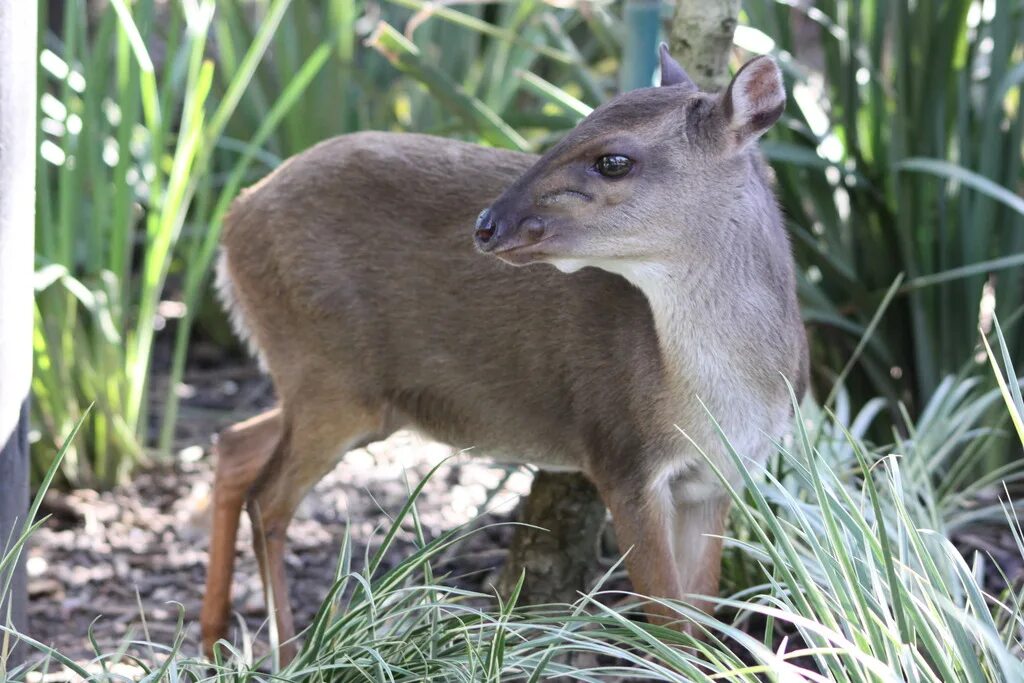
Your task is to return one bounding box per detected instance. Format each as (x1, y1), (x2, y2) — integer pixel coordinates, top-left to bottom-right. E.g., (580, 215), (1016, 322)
(496, 471), (607, 605)
(0, 0), (38, 669)
(669, 0), (741, 91)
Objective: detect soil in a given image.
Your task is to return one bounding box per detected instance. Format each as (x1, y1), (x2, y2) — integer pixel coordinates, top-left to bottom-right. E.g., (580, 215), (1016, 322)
(23, 351), (541, 671)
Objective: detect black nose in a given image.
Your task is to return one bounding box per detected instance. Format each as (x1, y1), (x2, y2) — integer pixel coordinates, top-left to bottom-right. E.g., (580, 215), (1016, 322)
(474, 207), (498, 250)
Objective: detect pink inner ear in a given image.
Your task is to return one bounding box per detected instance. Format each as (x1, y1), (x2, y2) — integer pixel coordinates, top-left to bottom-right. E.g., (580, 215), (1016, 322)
(727, 56), (784, 122)
(724, 56), (785, 139)
(742, 59), (783, 110)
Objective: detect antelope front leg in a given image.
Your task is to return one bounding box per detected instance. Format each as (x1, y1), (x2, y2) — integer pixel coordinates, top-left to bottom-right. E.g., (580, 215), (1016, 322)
(670, 496), (731, 621)
(598, 476), (731, 632)
(597, 483), (685, 628)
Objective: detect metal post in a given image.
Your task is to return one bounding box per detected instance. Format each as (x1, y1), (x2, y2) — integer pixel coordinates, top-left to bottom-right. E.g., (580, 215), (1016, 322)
(620, 0), (663, 91)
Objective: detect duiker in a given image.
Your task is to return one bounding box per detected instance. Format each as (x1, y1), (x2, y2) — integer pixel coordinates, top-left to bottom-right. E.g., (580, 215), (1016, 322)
(201, 46), (808, 660)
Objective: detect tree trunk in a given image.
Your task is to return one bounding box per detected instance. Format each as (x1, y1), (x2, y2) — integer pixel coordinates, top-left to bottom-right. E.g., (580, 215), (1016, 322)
(669, 0), (741, 91)
(496, 471), (607, 605)
(0, 0), (37, 669)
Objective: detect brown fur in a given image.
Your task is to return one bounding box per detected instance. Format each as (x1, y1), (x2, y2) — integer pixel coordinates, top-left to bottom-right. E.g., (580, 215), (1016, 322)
(201, 54), (808, 660)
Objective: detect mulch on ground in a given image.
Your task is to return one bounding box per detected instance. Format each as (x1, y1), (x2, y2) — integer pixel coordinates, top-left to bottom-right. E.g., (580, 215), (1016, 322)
(25, 359), (534, 665)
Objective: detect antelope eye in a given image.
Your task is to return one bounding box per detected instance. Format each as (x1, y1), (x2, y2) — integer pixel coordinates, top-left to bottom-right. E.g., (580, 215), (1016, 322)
(595, 154), (633, 178)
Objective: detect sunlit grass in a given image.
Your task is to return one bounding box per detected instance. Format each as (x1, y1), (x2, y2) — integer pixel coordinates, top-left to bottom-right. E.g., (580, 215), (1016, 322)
(32, 0), (330, 487)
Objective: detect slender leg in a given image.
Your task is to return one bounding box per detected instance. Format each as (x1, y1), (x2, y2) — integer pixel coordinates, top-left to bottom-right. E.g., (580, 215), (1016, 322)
(249, 499), (298, 664)
(245, 406), (379, 664)
(596, 471), (732, 633)
(670, 496), (731, 622)
(201, 408), (283, 658)
(596, 482), (685, 627)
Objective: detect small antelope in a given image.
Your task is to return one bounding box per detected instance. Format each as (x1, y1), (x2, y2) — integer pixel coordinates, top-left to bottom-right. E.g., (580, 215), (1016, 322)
(201, 46), (808, 660)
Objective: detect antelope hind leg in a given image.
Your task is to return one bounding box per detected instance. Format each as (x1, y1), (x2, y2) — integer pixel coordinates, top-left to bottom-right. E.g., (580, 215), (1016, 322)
(201, 408), (283, 658)
(245, 403), (383, 664)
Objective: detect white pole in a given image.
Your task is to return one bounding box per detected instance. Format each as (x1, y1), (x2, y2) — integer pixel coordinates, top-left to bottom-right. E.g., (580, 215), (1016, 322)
(0, 0), (38, 665)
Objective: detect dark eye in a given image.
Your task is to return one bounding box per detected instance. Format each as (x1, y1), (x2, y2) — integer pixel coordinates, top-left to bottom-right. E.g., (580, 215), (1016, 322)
(595, 154), (633, 178)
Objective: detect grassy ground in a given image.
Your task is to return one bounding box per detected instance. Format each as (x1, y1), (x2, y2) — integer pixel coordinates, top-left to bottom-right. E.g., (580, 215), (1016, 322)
(5, 322), (1024, 681)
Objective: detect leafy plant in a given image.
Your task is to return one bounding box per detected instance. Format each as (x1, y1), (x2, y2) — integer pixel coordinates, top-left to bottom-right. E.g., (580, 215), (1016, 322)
(741, 0), (1024, 420)
(715, 379), (1024, 681)
(32, 0), (331, 487)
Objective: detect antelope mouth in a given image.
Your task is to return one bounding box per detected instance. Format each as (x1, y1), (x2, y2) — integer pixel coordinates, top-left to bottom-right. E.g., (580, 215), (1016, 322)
(492, 235), (557, 266)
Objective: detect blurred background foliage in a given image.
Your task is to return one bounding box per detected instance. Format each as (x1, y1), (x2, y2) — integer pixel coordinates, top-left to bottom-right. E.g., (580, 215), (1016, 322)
(30, 0), (1024, 488)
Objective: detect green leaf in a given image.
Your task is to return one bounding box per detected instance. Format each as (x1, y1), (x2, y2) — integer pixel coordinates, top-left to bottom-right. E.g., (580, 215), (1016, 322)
(896, 157), (1024, 218)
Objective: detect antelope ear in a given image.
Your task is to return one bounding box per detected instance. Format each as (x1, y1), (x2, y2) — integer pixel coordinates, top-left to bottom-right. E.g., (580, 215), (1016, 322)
(658, 43), (697, 92)
(722, 55), (785, 145)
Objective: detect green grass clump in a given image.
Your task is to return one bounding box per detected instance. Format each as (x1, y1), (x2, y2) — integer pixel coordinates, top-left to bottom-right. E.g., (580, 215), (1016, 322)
(32, 0), (326, 487)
